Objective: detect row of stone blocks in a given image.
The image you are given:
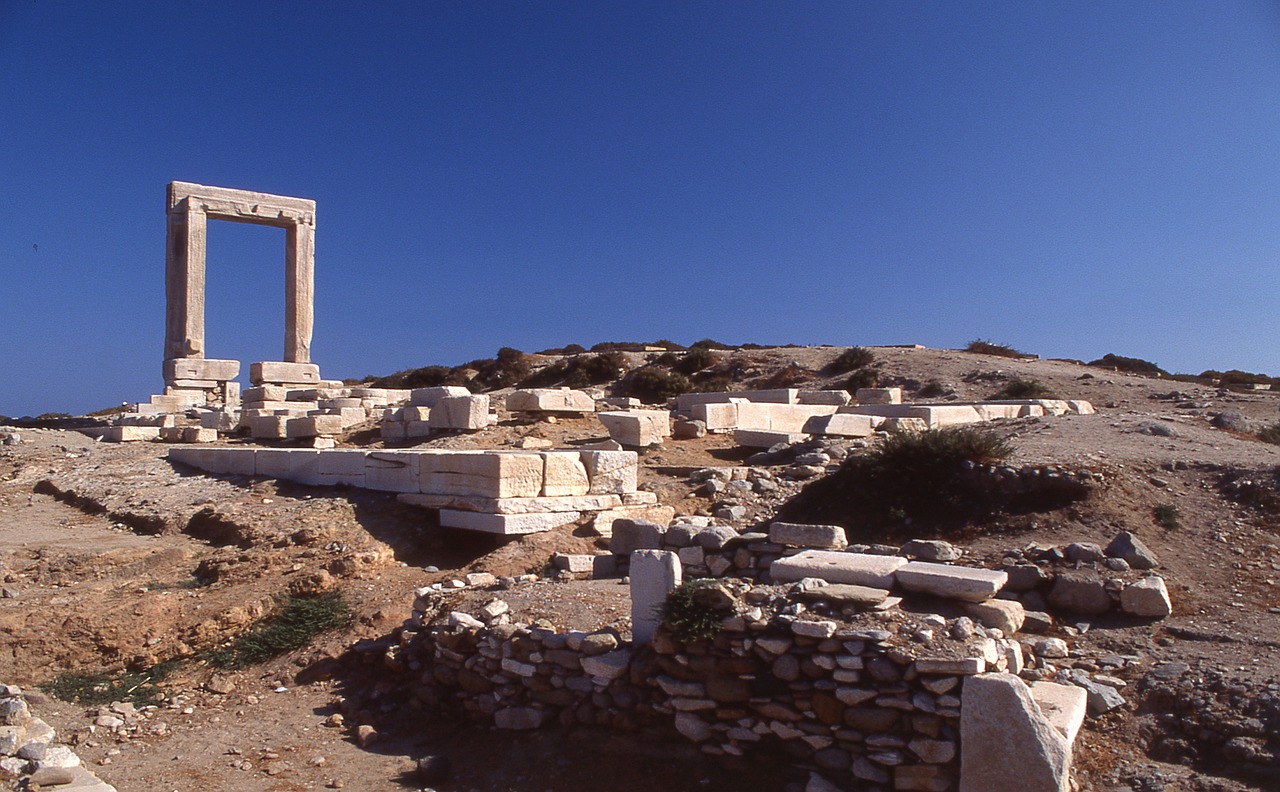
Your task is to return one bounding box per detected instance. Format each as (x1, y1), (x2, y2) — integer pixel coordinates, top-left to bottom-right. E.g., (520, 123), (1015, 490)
(381, 388), (492, 439)
(167, 447), (643, 534)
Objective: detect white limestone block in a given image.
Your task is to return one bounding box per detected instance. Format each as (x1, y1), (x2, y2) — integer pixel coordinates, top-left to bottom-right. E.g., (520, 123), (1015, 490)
(317, 450), (368, 487)
(631, 549), (682, 645)
(1119, 576), (1172, 618)
(768, 522), (848, 550)
(856, 387), (901, 405)
(364, 451), (423, 493)
(541, 451), (591, 496)
(429, 394), (490, 430)
(675, 389), (798, 411)
(399, 492), (622, 514)
(796, 390), (852, 405)
(506, 388), (595, 413)
(250, 361), (321, 385)
(289, 415), (345, 438)
(181, 427), (218, 443)
(410, 386), (471, 407)
(250, 415), (289, 440)
(438, 509), (580, 535)
(381, 421), (408, 441)
(580, 450), (639, 494)
(733, 429), (808, 448)
(895, 562), (1008, 603)
(960, 673), (1077, 792)
(598, 410), (670, 447)
(692, 401), (742, 431)
(1028, 681), (1089, 746)
(770, 550), (906, 588)
(242, 385), (288, 403)
(420, 451), (544, 498)
(102, 426), (160, 443)
(164, 358), (240, 382)
(803, 413), (884, 437)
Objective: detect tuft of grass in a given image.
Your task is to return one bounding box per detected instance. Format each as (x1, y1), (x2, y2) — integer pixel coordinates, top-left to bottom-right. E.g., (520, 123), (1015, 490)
(45, 660), (181, 707)
(993, 377), (1054, 399)
(658, 580), (723, 643)
(209, 592), (351, 669)
(828, 347), (876, 374)
(1258, 424), (1280, 446)
(966, 339), (1024, 358)
(1154, 504), (1181, 530)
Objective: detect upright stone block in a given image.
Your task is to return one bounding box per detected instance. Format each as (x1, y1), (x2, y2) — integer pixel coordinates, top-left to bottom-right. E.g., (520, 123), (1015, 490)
(960, 674), (1078, 792)
(250, 361), (321, 385)
(692, 401), (742, 431)
(630, 550), (682, 645)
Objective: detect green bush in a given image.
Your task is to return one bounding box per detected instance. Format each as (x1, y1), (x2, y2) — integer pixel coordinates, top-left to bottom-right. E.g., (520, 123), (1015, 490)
(1259, 424), (1280, 446)
(623, 367), (692, 403)
(992, 378), (1053, 399)
(1087, 353), (1166, 376)
(828, 347), (875, 374)
(210, 592), (351, 669)
(916, 379), (947, 398)
(966, 339), (1024, 358)
(45, 660), (181, 706)
(674, 347), (719, 375)
(659, 580), (723, 643)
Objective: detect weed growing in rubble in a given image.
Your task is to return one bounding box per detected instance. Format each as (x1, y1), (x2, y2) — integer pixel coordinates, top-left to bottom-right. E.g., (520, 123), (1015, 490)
(827, 346), (875, 374)
(46, 660), (181, 707)
(1257, 423), (1280, 446)
(659, 580), (723, 643)
(210, 592), (351, 669)
(1154, 504), (1181, 530)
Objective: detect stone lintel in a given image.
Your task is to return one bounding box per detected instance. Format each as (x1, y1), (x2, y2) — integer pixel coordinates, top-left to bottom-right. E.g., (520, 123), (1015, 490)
(168, 181), (316, 227)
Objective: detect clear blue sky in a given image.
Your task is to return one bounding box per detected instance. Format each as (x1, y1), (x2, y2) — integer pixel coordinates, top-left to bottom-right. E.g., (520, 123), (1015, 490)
(3, 2), (1280, 417)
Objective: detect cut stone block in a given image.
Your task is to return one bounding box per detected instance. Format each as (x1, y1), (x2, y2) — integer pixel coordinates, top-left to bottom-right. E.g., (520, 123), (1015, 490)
(399, 492), (622, 514)
(598, 410), (671, 447)
(289, 415), (345, 438)
(381, 422), (407, 441)
(580, 450), (639, 494)
(102, 426), (160, 443)
(960, 673), (1077, 792)
(590, 505), (675, 537)
(365, 451), (423, 493)
(255, 448), (297, 479)
(770, 550), (906, 588)
(317, 450), (368, 487)
(506, 388), (595, 413)
(200, 448), (257, 475)
(181, 427), (218, 443)
(733, 429), (808, 448)
(286, 449), (323, 485)
(676, 389), (798, 412)
(1066, 400), (1095, 415)
(438, 509), (579, 535)
(429, 394), (490, 431)
(404, 406), (431, 422)
(242, 385), (288, 403)
(410, 386), (471, 407)
(250, 415), (290, 439)
(856, 387), (902, 405)
(964, 598), (1026, 632)
(199, 411), (238, 431)
(164, 358), (240, 382)
(631, 550), (682, 645)
(610, 518), (666, 555)
(170, 378), (217, 389)
(541, 451), (590, 496)
(895, 562), (1008, 603)
(420, 451), (544, 498)
(803, 413), (883, 437)
(406, 420), (432, 438)
(250, 361), (321, 385)
(796, 390), (852, 405)
(768, 522), (848, 549)
(691, 400), (744, 431)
